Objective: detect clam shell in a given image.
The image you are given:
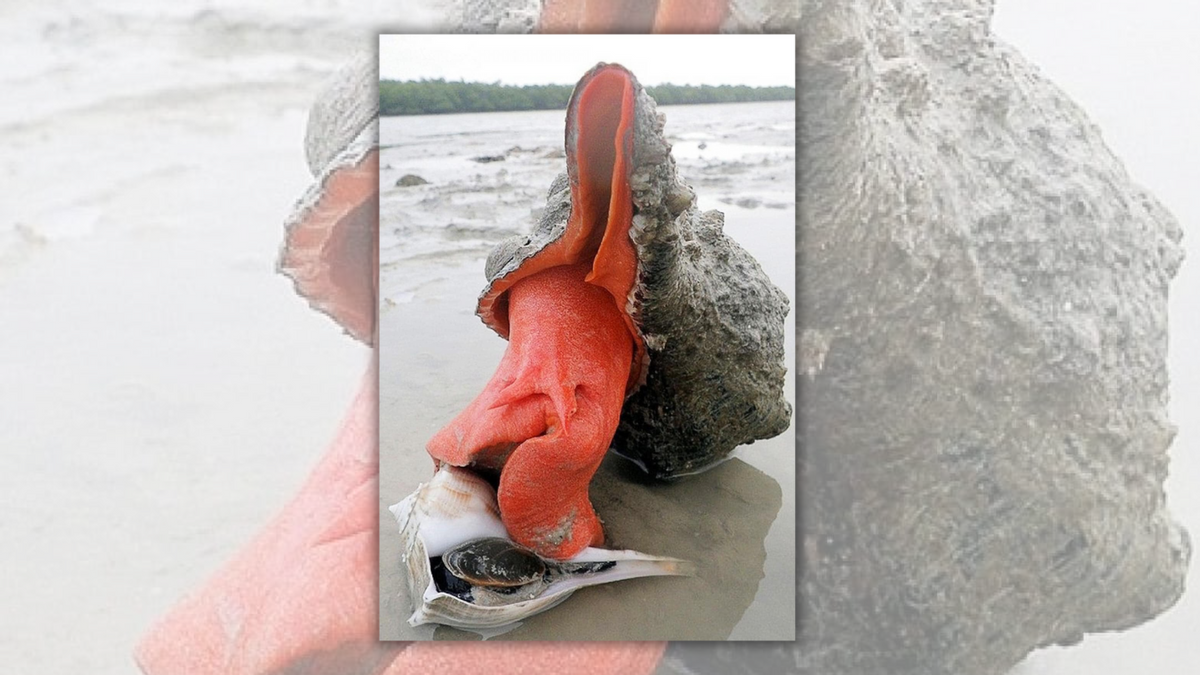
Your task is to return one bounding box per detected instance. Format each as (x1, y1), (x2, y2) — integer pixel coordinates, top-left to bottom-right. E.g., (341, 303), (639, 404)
(478, 63), (792, 479)
(391, 466), (694, 630)
(443, 537), (548, 587)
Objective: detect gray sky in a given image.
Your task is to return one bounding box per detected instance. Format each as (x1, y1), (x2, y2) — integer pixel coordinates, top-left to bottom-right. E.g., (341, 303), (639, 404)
(378, 34), (794, 87)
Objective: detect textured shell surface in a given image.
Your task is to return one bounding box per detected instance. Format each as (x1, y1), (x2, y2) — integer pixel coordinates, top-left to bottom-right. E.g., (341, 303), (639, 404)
(477, 63), (792, 479)
(391, 466), (695, 630)
(391, 466), (509, 557)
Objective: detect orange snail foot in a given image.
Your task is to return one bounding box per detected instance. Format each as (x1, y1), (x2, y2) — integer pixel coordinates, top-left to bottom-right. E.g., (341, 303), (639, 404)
(425, 264), (632, 560)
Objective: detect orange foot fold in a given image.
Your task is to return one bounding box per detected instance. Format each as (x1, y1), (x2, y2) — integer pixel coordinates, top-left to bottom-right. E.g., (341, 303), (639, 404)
(427, 264), (632, 560)
(430, 65), (641, 561)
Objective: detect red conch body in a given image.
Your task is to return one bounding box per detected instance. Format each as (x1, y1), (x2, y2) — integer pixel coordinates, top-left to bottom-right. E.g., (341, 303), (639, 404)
(427, 65), (642, 561)
(427, 264), (633, 558)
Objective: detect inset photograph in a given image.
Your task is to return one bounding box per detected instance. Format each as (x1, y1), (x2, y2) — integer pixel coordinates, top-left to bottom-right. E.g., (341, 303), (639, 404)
(377, 33), (795, 641)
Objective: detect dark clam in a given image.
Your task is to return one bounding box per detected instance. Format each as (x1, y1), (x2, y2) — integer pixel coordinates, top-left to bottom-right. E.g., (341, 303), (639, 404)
(443, 537), (548, 588)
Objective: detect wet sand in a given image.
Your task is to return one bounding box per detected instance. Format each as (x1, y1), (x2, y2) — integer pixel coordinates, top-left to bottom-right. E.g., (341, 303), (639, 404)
(376, 102), (797, 641)
(0, 3), (372, 671)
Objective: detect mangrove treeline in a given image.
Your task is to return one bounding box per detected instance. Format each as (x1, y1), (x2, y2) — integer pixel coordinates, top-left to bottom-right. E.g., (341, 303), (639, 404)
(379, 79), (795, 116)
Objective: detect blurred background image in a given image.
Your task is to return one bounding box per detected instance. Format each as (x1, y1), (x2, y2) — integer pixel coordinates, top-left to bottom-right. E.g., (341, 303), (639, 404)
(1, 1), (1198, 673)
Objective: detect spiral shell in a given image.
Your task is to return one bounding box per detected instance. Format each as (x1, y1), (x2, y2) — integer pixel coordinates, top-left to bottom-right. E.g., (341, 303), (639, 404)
(477, 63), (792, 479)
(391, 466), (694, 630)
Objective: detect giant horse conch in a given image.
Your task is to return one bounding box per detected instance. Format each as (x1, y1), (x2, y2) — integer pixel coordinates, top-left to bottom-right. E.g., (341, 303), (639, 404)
(274, 56), (790, 629)
(420, 63), (792, 566)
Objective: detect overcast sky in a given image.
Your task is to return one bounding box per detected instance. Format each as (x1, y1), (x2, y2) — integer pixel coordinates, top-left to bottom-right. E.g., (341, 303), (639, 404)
(378, 34), (794, 87)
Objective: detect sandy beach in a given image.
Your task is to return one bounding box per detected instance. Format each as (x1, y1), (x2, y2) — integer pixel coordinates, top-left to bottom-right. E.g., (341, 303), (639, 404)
(376, 100), (797, 641)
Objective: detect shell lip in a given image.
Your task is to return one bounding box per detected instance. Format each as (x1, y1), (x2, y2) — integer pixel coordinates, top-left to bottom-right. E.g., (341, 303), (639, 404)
(406, 576), (578, 630)
(474, 62), (649, 395)
(278, 124), (378, 345)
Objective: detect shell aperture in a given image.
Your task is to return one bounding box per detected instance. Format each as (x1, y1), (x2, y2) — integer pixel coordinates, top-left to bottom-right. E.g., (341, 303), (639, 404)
(426, 64), (642, 561)
(393, 466), (694, 629)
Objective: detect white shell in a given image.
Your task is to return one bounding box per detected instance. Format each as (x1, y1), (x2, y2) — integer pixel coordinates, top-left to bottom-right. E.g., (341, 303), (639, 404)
(390, 466), (694, 630)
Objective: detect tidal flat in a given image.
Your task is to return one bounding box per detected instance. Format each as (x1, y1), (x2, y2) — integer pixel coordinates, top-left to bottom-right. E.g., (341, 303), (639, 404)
(377, 100), (797, 641)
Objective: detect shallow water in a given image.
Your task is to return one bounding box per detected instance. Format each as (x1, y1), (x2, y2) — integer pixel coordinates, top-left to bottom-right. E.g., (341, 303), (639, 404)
(376, 100), (797, 641)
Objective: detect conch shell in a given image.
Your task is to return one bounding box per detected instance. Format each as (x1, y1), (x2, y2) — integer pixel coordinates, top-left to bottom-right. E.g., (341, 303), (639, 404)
(284, 58), (791, 482)
(278, 52), (378, 344)
(391, 466), (694, 630)
(475, 63), (792, 479)
(425, 63), (791, 564)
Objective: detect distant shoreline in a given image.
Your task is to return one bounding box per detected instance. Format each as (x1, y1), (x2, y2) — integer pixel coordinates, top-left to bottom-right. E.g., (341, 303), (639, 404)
(380, 79), (794, 116)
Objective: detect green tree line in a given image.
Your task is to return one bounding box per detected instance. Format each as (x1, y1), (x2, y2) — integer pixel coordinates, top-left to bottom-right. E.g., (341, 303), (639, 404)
(379, 79), (794, 116)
